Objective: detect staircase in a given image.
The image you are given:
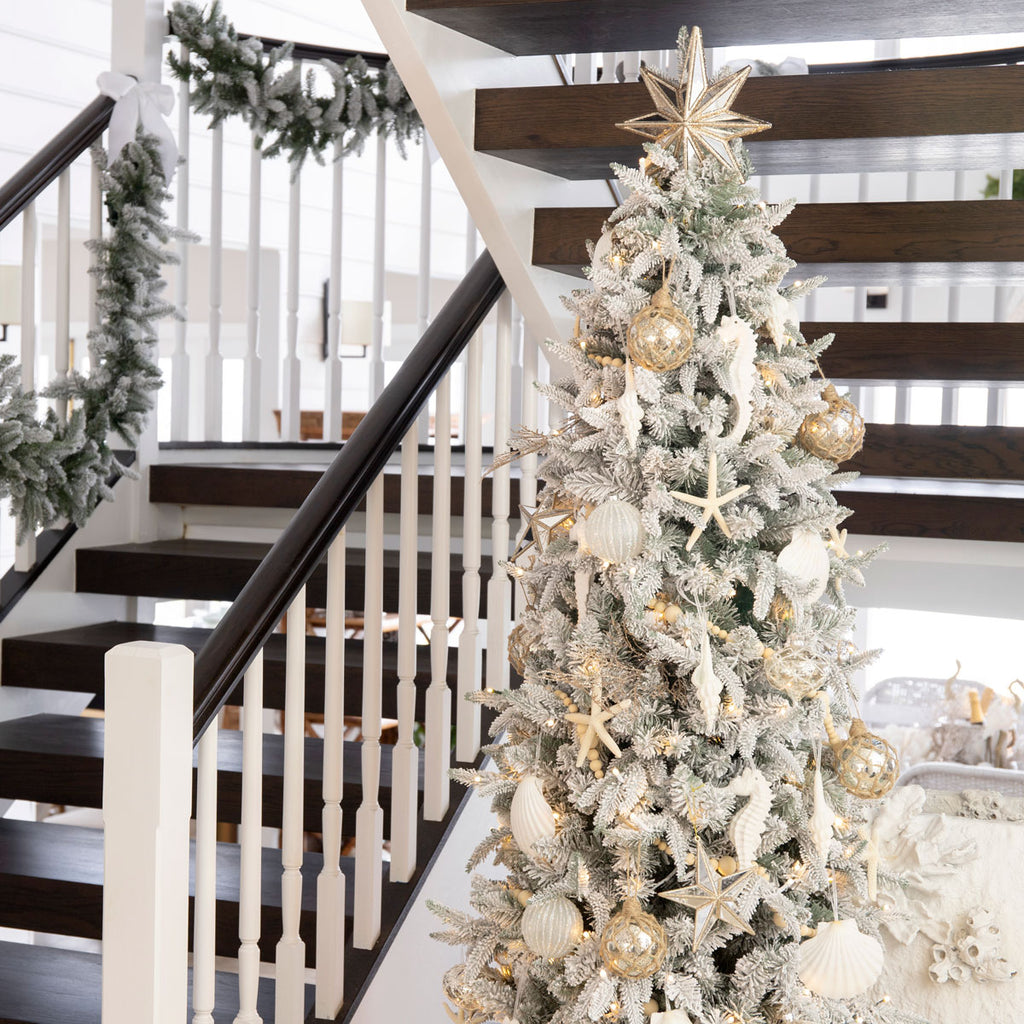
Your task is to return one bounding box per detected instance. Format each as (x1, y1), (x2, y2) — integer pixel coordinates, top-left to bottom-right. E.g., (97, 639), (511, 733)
(0, 2), (1022, 1023)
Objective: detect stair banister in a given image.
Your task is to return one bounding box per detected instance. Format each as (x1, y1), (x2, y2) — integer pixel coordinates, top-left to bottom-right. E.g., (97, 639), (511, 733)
(191, 247), (505, 739)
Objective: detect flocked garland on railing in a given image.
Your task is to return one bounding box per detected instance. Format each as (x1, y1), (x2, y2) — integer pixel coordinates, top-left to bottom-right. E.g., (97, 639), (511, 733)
(0, 0), (421, 540)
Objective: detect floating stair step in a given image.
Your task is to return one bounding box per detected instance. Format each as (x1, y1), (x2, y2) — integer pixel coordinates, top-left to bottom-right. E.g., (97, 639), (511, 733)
(150, 462), (522, 514)
(407, 0), (1008, 54)
(0, 714), (422, 833)
(476, 67), (1024, 177)
(75, 539), (497, 616)
(837, 484), (1024, 544)
(0, 937), (309, 1024)
(850, 425), (1024, 482)
(532, 201), (1024, 285)
(0, 817), (344, 968)
(806, 322), (1024, 383)
(2, 620), (470, 715)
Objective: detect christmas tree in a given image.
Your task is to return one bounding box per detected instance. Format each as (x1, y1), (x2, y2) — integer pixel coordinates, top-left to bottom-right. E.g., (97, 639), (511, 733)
(432, 28), (910, 1024)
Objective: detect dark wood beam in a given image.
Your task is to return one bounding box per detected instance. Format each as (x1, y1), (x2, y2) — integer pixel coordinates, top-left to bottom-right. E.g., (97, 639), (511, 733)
(477, 67), (1024, 177)
(408, 0), (1009, 55)
(532, 202), (1024, 285)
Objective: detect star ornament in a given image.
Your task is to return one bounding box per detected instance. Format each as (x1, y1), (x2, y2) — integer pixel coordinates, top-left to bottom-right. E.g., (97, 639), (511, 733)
(660, 840), (756, 950)
(565, 679), (632, 767)
(670, 450), (750, 552)
(616, 27), (771, 177)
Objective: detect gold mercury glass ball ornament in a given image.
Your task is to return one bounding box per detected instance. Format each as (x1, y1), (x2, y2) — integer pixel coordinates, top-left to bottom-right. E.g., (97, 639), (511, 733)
(599, 896), (668, 979)
(764, 643), (824, 700)
(827, 718), (900, 799)
(626, 285), (694, 373)
(798, 383), (866, 463)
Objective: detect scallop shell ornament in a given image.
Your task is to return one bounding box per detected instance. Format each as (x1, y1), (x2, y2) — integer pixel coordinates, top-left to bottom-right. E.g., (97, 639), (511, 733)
(521, 896), (584, 958)
(777, 528), (830, 603)
(510, 775), (557, 859)
(585, 499), (646, 564)
(797, 918), (884, 998)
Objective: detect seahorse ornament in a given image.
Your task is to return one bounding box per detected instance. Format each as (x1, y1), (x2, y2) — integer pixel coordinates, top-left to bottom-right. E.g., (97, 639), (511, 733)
(727, 766), (772, 871)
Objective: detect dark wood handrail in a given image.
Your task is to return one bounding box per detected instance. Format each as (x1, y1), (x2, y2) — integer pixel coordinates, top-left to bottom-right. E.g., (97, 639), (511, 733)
(0, 95), (114, 234)
(192, 249), (505, 740)
(810, 45), (1024, 75)
(248, 33), (390, 69)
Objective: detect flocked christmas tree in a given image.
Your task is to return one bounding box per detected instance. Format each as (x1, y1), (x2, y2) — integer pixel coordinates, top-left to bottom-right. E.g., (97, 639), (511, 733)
(431, 27), (913, 1024)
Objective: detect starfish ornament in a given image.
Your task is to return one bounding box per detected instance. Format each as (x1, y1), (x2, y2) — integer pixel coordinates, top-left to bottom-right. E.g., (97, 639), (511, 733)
(565, 679), (632, 767)
(616, 27), (770, 176)
(670, 450), (750, 551)
(828, 524), (850, 559)
(660, 839), (756, 950)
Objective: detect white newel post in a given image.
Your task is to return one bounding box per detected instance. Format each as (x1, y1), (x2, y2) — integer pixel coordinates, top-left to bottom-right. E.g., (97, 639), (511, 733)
(102, 641), (194, 1024)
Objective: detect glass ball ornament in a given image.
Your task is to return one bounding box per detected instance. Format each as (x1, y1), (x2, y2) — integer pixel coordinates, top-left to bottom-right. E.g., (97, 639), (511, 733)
(626, 286), (693, 373)
(585, 499), (646, 564)
(599, 896), (668, 979)
(829, 718), (900, 799)
(764, 643), (823, 700)
(798, 383), (865, 463)
(521, 895), (584, 958)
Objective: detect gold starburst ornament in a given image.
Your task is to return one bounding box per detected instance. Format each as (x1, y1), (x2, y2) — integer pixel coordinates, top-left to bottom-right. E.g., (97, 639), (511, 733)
(616, 27), (770, 177)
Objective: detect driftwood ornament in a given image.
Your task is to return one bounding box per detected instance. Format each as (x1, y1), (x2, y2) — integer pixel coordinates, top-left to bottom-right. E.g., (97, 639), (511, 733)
(599, 896), (668, 978)
(798, 383), (865, 463)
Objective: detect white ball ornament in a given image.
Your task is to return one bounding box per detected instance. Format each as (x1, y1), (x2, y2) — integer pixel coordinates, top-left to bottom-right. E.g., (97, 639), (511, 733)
(651, 1012), (692, 1024)
(520, 896), (584, 958)
(797, 918), (884, 999)
(509, 775), (557, 859)
(585, 499), (646, 564)
(776, 527), (830, 603)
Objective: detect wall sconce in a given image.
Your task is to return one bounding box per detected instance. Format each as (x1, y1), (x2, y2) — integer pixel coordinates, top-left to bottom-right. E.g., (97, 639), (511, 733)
(0, 266), (21, 342)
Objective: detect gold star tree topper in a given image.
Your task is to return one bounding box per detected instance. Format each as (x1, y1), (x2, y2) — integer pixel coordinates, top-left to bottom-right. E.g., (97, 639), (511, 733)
(660, 839), (756, 950)
(616, 27), (771, 177)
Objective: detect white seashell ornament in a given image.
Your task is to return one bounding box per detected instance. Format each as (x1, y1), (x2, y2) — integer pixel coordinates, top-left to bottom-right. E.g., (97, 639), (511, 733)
(797, 918), (884, 999)
(692, 630), (723, 731)
(718, 315), (758, 445)
(585, 498), (646, 564)
(777, 528), (830, 603)
(521, 896), (584, 958)
(809, 754), (835, 860)
(617, 359), (643, 450)
(651, 1011), (692, 1024)
(510, 775), (557, 859)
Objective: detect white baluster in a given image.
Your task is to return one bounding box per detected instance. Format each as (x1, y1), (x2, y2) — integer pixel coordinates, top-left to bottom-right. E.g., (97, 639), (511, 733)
(323, 140), (344, 443)
(102, 641), (193, 1024)
(391, 425), (420, 878)
(425, 372), (453, 820)
(941, 170), (967, 426)
(15, 202), (37, 571)
(895, 171), (917, 425)
(171, 43), (191, 442)
(519, 324), (539, 513)
(234, 650), (264, 1024)
(88, 157), (102, 347)
(574, 52), (594, 84)
(621, 51), (639, 81)
(243, 138), (263, 441)
(316, 530), (346, 1017)
(354, 474), (384, 948)
(456, 325), (483, 764)
(601, 51), (617, 83)
(989, 167), (1014, 426)
(205, 124), (224, 441)
(417, 137), (432, 445)
(55, 168), (70, 425)
(276, 587), (307, 1020)
(486, 291), (513, 693)
(370, 134), (387, 402)
(191, 719), (218, 1024)
(640, 50), (661, 71)
(282, 128), (303, 442)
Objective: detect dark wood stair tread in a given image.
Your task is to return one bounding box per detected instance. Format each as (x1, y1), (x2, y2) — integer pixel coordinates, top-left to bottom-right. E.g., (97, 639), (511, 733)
(75, 538), (497, 614)
(407, 0), (1008, 55)
(0, 938), (309, 1024)
(477, 67), (1024, 177)
(807, 322), (1024, 383)
(0, 714), (423, 832)
(151, 462), (521, 513)
(532, 201), (1024, 286)
(2, 620), (468, 715)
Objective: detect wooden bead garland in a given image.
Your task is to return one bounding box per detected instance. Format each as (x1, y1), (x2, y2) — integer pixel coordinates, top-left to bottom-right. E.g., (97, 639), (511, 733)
(798, 383), (865, 463)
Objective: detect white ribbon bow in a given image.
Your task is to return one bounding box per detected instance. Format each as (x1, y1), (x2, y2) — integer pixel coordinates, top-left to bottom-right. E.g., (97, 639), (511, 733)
(97, 71), (178, 182)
